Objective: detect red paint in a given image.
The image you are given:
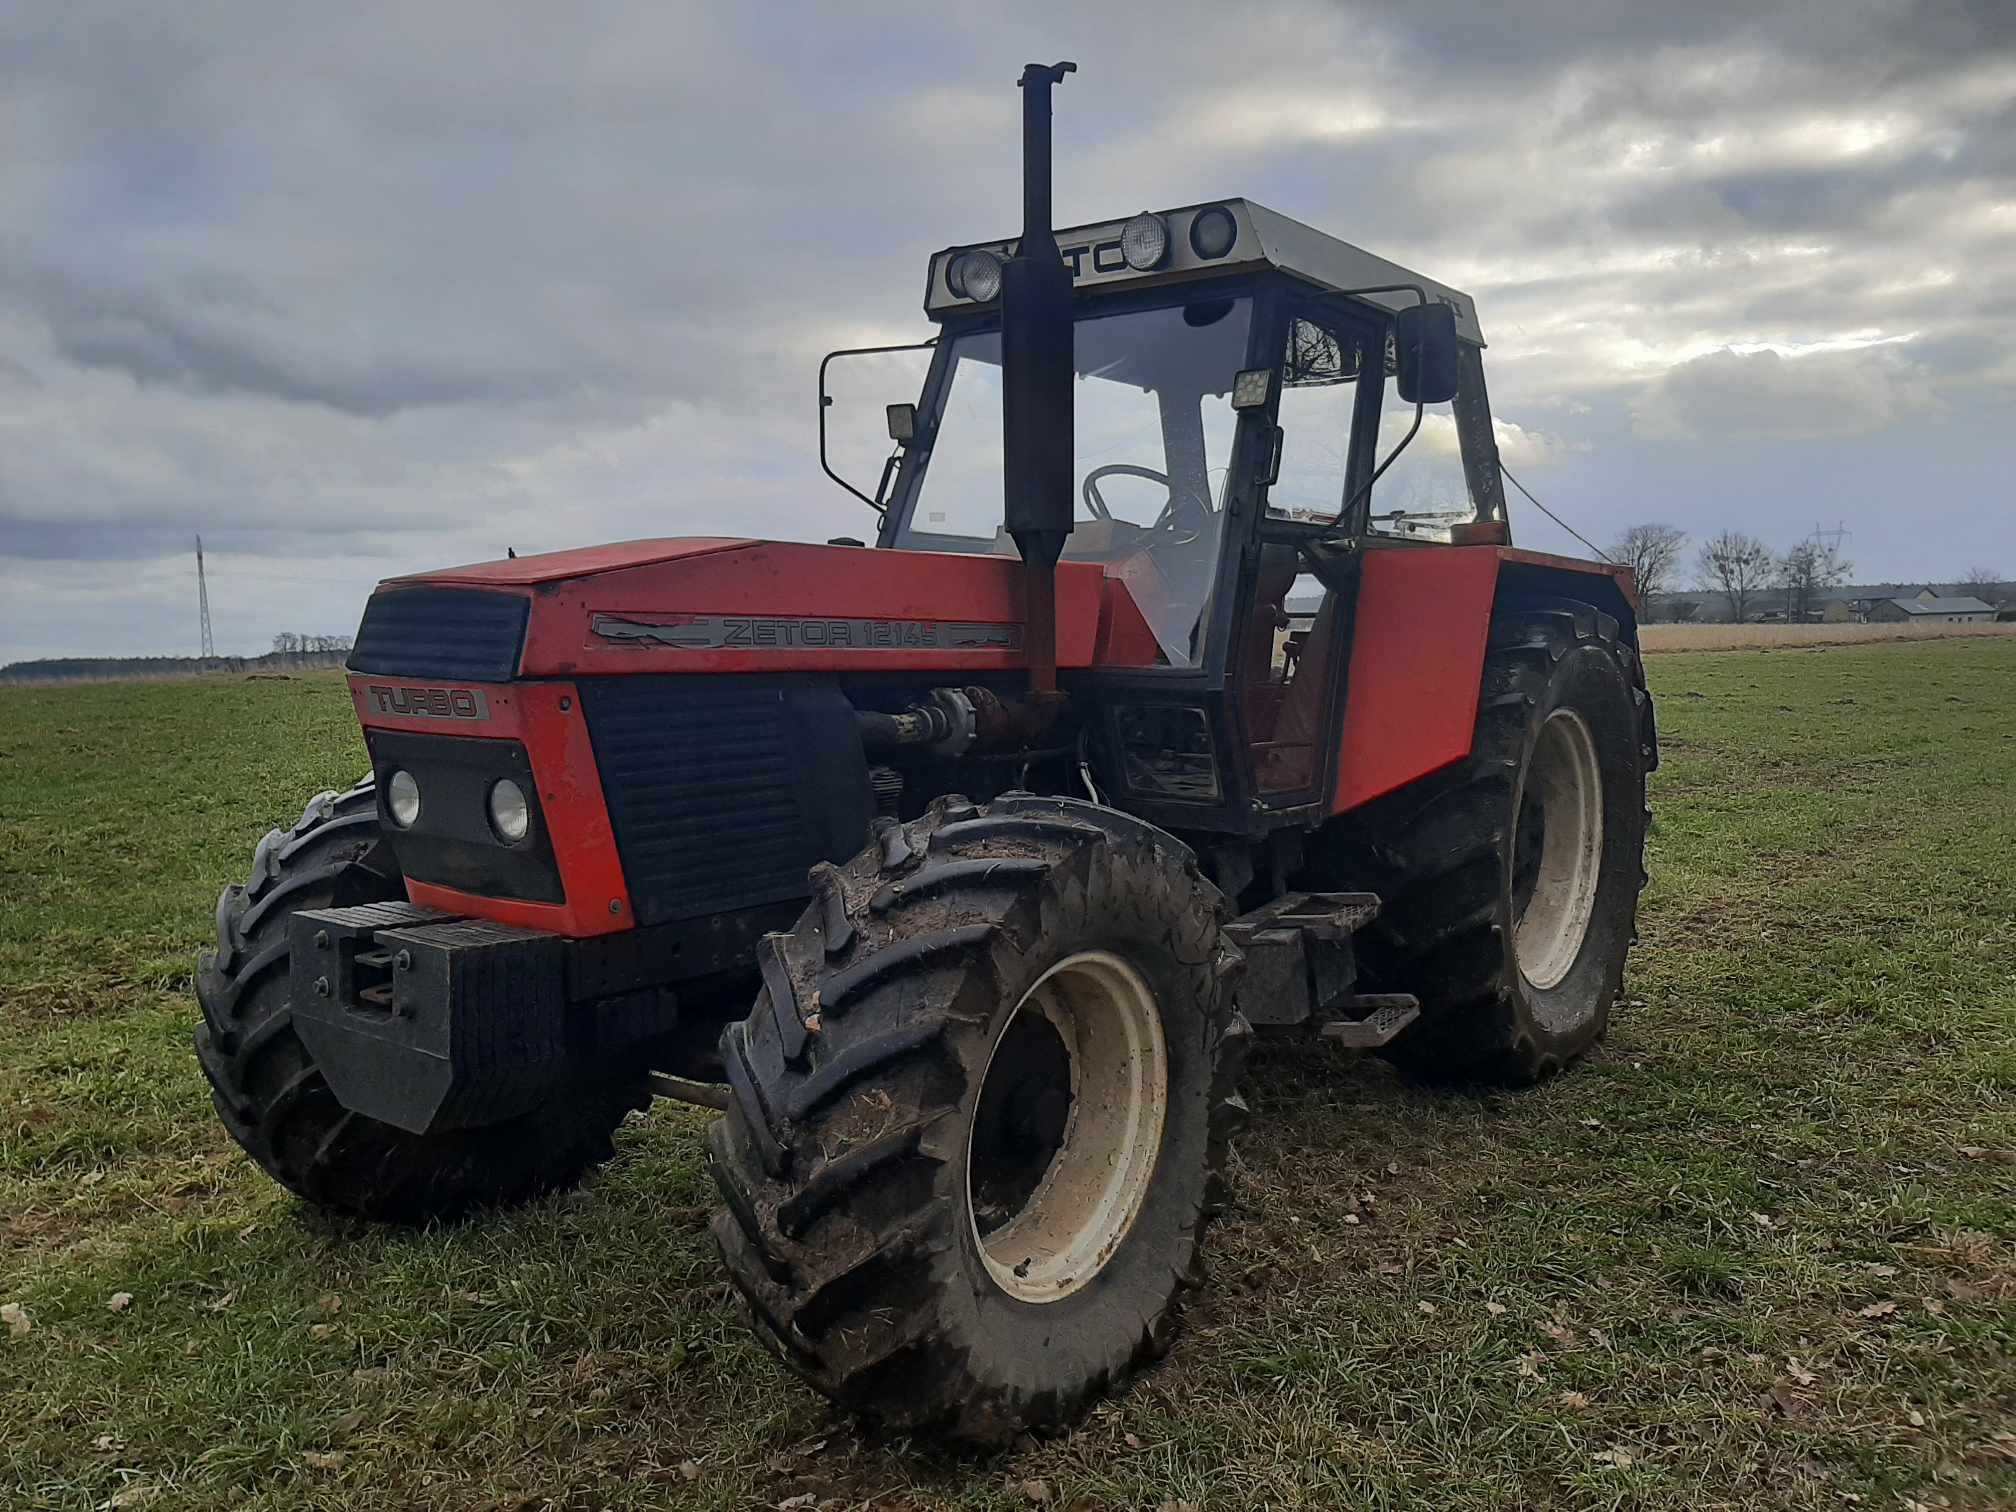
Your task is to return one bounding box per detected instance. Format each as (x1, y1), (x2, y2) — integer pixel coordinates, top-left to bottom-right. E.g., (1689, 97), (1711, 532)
(1331, 546), (1633, 812)
(349, 676), (631, 937)
(515, 542), (1128, 676)
(1092, 570), (1164, 665)
(1331, 547), (1500, 813)
(392, 537), (755, 587)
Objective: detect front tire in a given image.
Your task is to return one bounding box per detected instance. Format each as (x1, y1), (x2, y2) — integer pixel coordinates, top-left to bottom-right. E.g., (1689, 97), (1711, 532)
(709, 794), (1250, 1445)
(1320, 598), (1652, 1084)
(194, 778), (648, 1223)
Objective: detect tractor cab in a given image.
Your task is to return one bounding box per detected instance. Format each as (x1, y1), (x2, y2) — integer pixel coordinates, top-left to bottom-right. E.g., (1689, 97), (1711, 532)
(831, 199), (1519, 834)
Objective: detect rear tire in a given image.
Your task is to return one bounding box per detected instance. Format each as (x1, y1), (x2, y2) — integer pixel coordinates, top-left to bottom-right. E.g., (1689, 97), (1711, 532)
(1318, 599), (1652, 1084)
(194, 778), (648, 1223)
(709, 794), (1250, 1445)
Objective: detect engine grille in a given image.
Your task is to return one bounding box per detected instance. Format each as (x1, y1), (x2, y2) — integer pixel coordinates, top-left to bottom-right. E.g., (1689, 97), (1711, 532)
(579, 678), (871, 926)
(348, 587), (529, 683)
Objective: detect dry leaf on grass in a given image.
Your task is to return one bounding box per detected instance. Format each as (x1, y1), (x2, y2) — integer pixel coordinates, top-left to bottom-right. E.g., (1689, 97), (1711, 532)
(107, 1486), (160, 1509)
(1592, 1447), (1635, 1469)
(1768, 1380), (1815, 1419)
(1857, 1300), (1898, 1320)
(1785, 1358), (1817, 1386)
(204, 1291), (236, 1313)
(1517, 1352), (1547, 1379)
(316, 1293), (343, 1315)
(1418, 1301), (1437, 1315)
(677, 1460), (702, 1481)
(107, 1293), (133, 1313)
(308, 1322), (339, 1339)
(2, 1302), (31, 1337)
(302, 1451), (346, 1471)
(1559, 1391), (1591, 1410)
(1017, 1479), (1051, 1503)
(1486, 1301), (1507, 1316)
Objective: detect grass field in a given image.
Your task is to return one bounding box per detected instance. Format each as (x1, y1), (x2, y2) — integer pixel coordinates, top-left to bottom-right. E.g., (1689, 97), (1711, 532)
(1639, 621), (2016, 652)
(3, 641), (2013, 1511)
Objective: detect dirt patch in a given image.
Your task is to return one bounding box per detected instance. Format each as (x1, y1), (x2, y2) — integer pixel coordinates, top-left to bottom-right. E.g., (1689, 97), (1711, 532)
(1641, 622), (2016, 653)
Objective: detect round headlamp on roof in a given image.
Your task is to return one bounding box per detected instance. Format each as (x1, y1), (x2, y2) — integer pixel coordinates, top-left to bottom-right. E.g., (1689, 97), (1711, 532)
(947, 248), (1004, 303)
(1189, 204), (1238, 260)
(1119, 211), (1170, 271)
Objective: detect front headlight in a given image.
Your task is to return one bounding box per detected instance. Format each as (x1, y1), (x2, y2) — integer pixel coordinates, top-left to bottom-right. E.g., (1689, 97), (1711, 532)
(1120, 212), (1170, 271)
(386, 769), (421, 828)
(948, 248), (1004, 303)
(487, 778), (530, 844)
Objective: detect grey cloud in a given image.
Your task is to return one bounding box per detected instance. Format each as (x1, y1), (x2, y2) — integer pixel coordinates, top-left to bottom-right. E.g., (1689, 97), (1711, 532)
(1632, 345), (1939, 440)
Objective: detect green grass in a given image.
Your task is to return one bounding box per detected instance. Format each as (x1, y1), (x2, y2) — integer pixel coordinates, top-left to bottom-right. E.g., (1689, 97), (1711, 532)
(3, 647), (2013, 1510)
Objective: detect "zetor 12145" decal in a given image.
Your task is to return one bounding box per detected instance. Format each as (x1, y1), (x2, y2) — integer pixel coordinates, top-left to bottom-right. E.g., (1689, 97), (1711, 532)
(366, 684), (490, 719)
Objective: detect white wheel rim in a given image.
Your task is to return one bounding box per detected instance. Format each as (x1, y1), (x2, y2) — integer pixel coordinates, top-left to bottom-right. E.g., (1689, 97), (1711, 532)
(966, 950), (1168, 1304)
(1513, 708), (1605, 991)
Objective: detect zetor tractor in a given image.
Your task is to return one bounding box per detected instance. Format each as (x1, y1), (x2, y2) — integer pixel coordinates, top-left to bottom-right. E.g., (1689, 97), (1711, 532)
(194, 65), (1654, 1444)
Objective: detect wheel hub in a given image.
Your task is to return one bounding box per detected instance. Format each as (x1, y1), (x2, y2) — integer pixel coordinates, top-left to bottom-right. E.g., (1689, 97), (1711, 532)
(966, 951), (1168, 1304)
(1512, 707), (1605, 991)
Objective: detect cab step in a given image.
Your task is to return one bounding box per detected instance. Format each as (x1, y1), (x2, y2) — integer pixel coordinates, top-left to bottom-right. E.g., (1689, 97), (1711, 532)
(1318, 993), (1421, 1049)
(1224, 891), (1384, 1029)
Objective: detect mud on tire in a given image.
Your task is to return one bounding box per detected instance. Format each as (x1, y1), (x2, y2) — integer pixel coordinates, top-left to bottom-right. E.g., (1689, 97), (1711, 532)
(194, 777), (648, 1223)
(708, 793), (1251, 1445)
(1318, 598), (1654, 1085)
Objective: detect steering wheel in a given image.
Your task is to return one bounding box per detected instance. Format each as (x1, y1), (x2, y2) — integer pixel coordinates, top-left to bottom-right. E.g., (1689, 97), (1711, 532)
(1082, 464), (1172, 525)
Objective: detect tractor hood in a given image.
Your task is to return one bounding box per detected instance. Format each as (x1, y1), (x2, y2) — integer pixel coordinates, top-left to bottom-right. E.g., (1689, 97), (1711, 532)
(357, 536), (1160, 680)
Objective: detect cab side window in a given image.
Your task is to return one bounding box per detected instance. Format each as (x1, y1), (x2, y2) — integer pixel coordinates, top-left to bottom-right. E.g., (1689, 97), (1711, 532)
(1266, 316), (1370, 527)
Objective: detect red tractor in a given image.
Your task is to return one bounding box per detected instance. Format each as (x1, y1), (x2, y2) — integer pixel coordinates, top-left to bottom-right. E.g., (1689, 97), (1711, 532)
(194, 65), (1654, 1444)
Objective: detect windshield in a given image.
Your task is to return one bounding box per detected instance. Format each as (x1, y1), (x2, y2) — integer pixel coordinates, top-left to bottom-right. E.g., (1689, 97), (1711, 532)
(894, 297), (1254, 666)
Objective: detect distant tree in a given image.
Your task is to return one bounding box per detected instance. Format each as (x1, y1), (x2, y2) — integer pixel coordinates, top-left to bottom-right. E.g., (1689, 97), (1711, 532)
(1959, 566), (2003, 601)
(1612, 523), (1688, 600)
(1697, 531), (1775, 622)
(1777, 541), (1853, 622)
(272, 632), (301, 654)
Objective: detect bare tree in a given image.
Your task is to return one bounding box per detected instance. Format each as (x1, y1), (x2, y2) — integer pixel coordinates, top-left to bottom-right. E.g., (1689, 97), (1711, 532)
(1612, 523), (1688, 600)
(1777, 541), (1853, 622)
(1697, 531), (1775, 622)
(272, 632), (301, 654)
(1959, 566), (2003, 601)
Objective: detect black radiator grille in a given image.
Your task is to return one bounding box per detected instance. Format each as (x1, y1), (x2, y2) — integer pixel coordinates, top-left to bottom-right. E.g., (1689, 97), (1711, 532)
(579, 678), (871, 926)
(348, 587), (529, 683)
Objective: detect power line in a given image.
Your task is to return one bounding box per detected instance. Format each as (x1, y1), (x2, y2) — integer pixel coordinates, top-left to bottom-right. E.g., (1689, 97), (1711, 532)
(195, 534), (215, 658)
(1499, 463), (1613, 563)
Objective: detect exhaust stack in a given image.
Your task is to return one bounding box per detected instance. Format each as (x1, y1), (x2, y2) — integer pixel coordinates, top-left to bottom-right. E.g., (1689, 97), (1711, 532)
(1000, 60), (1076, 696)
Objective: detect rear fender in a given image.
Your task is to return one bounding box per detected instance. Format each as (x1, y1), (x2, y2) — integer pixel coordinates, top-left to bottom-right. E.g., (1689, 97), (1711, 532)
(1331, 547), (1642, 813)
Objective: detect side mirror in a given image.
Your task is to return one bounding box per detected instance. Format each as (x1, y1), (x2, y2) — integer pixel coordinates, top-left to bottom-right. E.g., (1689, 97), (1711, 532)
(1394, 302), (1460, 405)
(886, 402), (918, 445)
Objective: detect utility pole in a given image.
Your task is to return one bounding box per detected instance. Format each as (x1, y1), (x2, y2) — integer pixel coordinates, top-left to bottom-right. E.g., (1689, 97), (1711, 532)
(196, 535), (215, 658)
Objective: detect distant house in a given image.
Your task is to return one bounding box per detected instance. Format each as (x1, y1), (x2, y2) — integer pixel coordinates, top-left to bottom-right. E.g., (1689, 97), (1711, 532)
(1818, 599), (1855, 623)
(1867, 596), (1997, 625)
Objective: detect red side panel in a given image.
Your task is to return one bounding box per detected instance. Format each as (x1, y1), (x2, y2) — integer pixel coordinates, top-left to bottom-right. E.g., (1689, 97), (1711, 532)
(1332, 547), (1502, 813)
(512, 541), (1118, 677)
(348, 676), (631, 937)
(1331, 546), (1638, 813)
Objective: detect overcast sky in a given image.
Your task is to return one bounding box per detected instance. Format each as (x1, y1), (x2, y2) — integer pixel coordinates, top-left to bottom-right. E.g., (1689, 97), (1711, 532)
(2, 1), (2012, 662)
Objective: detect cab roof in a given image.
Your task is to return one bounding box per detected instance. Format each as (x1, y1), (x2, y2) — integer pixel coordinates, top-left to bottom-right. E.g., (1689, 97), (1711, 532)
(925, 198), (1483, 345)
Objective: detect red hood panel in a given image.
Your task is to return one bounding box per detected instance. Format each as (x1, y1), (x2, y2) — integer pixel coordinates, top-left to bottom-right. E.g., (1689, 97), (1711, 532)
(386, 537), (1160, 677)
(394, 537), (758, 587)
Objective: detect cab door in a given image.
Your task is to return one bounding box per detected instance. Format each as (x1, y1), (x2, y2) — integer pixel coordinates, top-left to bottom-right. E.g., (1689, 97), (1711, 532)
(1235, 299), (1384, 809)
